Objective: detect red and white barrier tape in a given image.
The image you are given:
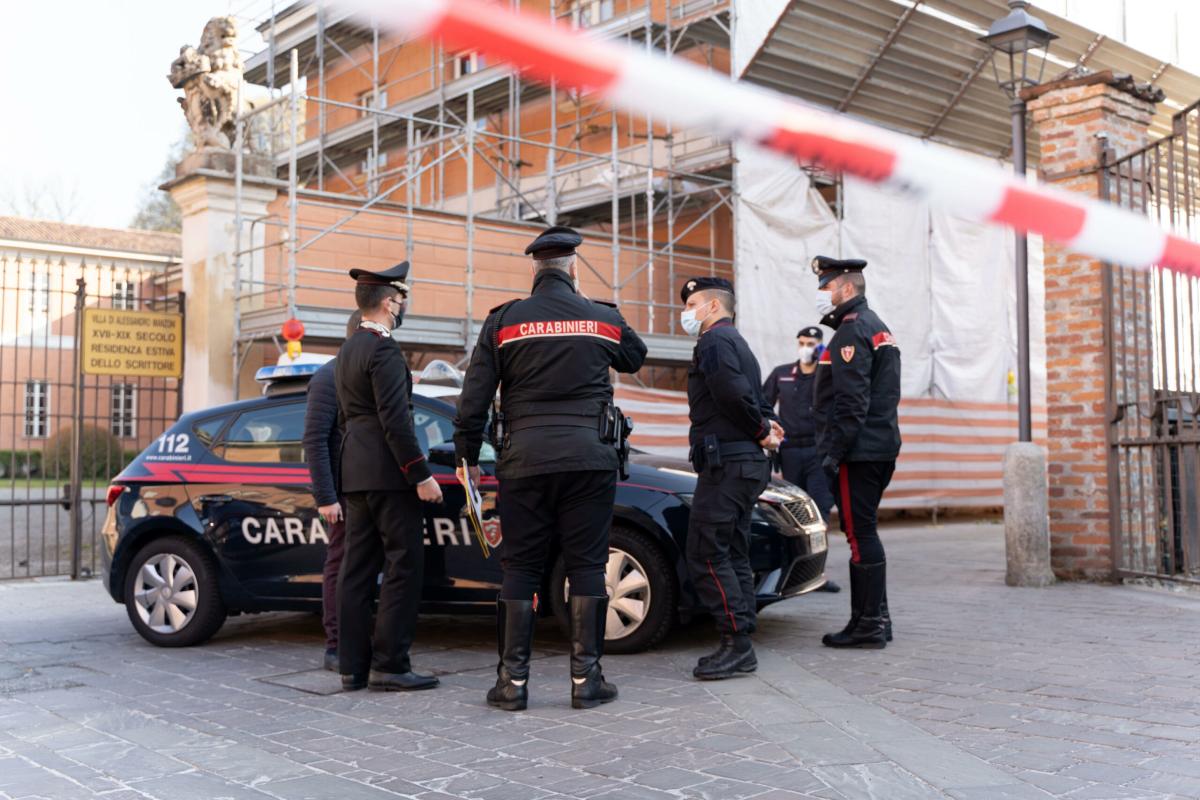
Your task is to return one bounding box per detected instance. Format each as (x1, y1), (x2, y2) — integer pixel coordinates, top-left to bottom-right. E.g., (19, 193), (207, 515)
(338, 0), (1200, 276)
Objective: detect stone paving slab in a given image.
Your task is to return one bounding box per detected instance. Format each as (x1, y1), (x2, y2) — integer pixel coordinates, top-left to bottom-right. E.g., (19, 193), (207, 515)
(1, 521), (1199, 799)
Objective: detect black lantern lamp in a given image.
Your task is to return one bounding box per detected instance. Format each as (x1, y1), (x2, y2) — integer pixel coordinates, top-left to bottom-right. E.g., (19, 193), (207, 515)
(980, 1), (1059, 99)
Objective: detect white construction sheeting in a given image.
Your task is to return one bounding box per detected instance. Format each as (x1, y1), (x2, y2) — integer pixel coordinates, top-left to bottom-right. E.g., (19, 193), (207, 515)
(734, 142), (1047, 407)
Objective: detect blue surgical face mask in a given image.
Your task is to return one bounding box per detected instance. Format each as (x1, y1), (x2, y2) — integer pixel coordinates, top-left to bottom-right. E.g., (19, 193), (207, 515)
(814, 288), (836, 317)
(680, 308), (703, 337)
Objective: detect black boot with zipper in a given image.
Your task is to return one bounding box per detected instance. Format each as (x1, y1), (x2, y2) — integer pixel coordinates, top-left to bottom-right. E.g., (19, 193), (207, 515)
(821, 561), (887, 649)
(487, 599), (536, 711)
(569, 595), (618, 709)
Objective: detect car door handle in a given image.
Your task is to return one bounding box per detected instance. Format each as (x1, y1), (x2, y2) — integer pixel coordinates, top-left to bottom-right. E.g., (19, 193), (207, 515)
(198, 494), (233, 506)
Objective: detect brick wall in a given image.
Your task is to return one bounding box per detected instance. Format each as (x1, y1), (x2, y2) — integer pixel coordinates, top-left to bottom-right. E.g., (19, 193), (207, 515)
(1027, 79), (1157, 579)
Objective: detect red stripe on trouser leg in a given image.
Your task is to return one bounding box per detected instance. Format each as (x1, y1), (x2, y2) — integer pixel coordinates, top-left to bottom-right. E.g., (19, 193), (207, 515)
(839, 465), (860, 564)
(431, 3), (622, 91)
(706, 559), (737, 633)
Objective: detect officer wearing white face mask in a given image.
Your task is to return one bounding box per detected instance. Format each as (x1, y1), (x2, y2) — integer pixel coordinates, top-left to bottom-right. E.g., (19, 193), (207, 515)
(763, 326), (839, 592)
(678, 276), (783, 681)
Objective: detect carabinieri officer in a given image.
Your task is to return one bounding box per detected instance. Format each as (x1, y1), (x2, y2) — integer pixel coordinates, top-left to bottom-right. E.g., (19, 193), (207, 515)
(335, 262), (444, 691)
(811, 256), (901, 649)
(453, 226), (647, 711)
(763, 325), (837, 521)
(679, 276), (781, 681)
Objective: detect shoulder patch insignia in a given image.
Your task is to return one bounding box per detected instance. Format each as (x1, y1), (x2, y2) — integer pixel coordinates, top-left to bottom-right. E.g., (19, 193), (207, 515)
(840, 345), (856, 363)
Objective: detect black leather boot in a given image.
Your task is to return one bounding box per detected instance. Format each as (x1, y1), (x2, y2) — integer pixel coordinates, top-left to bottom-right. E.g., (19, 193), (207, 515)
(693, 633), (756, 680)
(487, 599), (536, 711)
(569, 596), (618, 709)
(881, 586), (893, 642)
(697, 634), (733, 667)
(822, 561), (887, 649)
(827, 560), (863, 641)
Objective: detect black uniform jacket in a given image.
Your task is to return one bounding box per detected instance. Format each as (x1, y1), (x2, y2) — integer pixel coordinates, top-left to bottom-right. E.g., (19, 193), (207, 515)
(687, 319), (774, 449)
(453, 268), (648, 480)
(335, 327), (433, 491)
(812, 295), (902, 464)
(302, 358), (343, 507)
(763, 361), (817, 448)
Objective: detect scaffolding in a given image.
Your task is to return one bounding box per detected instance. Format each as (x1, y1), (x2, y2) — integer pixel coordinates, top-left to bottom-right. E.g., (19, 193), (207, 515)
(229, 0), (736, 392)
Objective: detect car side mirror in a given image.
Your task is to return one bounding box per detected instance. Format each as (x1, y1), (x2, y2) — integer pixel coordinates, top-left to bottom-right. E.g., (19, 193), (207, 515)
(428, 443), (457, 468)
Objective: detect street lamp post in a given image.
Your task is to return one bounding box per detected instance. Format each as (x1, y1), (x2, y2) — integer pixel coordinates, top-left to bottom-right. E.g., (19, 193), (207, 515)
(981, 0), (1057, 443)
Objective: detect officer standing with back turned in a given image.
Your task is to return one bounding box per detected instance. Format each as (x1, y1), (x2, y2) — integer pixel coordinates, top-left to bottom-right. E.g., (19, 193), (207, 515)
(336, 262), (444, 691)
(811, 256), (901, 649)
(679, 277), (782, 681)
(453, 226), (647, 712)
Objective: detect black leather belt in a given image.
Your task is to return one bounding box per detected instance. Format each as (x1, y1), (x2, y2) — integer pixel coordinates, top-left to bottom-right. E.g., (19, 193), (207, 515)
(507, 414), (598, 433)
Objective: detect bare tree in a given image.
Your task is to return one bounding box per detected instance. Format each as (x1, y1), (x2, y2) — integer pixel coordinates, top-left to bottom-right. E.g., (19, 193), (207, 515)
(0, 177), (83, 222)
(129, 133), (192, 233)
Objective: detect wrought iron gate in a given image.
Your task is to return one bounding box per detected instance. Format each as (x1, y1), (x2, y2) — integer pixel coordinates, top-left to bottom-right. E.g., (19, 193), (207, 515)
(0, 259), (182, 580)
(1103, 100), (1200, 583)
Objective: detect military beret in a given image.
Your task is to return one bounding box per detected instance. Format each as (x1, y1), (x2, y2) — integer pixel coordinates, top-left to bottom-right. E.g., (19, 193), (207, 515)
(796, 326), (823, 340)
(525, 225), (583, 260)
(680, 276), (734, 303)
(811, 255), (867, 288)
(349, 261), (410, 293)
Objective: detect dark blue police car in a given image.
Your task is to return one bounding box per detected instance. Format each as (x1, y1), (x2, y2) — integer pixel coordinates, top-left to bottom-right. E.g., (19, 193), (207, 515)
(99, 361), (828, 654)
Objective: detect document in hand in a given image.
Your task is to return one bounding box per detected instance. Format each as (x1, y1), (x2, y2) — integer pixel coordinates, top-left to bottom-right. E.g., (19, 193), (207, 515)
(460, 459), (490, 558)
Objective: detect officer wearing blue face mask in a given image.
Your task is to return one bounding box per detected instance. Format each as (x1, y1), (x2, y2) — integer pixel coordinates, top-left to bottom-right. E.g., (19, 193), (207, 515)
(678, 276), (782, 680)
(763, 326), (840, 594)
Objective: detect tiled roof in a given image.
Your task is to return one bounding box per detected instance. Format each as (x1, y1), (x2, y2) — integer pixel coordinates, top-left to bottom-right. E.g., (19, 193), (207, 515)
(0, 216), (181, 258)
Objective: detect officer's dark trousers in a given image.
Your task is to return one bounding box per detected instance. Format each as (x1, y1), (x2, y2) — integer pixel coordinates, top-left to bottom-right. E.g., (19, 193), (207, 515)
(685, 458), (770, 636)
(832, 461), (895, 564)
(496, 470), (615, 601)
(320, 500), (346, 651)
(780, 445), (835, 518)
(338, 490), (424, 675)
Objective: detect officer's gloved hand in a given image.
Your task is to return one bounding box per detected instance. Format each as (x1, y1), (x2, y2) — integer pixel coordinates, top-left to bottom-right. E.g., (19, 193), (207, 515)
(821, 456), (839, 480)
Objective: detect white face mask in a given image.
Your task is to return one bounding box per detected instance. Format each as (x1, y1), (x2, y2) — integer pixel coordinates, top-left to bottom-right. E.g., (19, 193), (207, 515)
(814, 288), (836, 317)
(798, 345), (816, 365)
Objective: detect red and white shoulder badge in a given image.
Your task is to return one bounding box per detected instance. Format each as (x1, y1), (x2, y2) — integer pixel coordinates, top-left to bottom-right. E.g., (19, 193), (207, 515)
(840, 345), (856, 362)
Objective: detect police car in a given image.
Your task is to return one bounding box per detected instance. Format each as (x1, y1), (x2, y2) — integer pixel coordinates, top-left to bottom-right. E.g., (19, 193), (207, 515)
(99, 359), (828, 654)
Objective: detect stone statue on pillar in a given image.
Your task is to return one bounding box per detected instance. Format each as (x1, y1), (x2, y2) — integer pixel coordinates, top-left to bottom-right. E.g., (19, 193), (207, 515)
(169, 16), (259, 150)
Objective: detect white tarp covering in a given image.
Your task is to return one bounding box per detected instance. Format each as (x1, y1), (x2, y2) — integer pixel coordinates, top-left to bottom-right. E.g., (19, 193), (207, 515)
(734, 142), (1047, 406)
(732, 0), (791, 76)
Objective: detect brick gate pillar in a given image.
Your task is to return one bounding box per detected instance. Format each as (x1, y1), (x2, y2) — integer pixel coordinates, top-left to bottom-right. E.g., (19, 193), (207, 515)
(1026, 74), (1158, 579)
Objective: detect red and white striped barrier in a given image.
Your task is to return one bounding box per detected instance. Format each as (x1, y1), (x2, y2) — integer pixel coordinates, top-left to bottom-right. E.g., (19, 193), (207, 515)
(338, 0), (1200, 276)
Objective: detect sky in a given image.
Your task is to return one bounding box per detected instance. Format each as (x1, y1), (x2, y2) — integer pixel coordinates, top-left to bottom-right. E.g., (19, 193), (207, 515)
(0, 0), (274, 230)
(0, 0), (1196, 231)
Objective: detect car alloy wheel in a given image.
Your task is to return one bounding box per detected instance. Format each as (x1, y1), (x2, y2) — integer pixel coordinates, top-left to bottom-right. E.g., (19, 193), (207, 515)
(604, 547), (651, 640)
(133, 552), (199, 634)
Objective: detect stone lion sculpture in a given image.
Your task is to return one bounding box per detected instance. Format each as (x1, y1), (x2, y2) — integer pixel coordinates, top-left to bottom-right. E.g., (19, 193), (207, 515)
(169, 16), (258, 150)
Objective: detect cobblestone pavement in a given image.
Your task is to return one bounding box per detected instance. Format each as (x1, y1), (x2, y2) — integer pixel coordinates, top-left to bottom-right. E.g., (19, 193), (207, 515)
(2, 520), (1199, 800)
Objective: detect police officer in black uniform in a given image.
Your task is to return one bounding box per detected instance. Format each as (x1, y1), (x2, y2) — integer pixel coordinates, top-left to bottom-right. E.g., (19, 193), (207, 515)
(453, 226), (647, 711)
(679, 277), (781, 681)
(335, 262), (444, 691)
(810, 256), (901, 649)
(763, 325), (837, 520)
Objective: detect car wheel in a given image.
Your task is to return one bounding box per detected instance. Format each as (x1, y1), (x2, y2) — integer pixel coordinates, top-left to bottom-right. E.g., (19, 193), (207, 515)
(123, 536), (226, 647)
(551, 525), (677, 655)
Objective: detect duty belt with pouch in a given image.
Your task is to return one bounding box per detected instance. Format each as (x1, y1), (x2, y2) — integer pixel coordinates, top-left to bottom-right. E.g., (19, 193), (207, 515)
(503, 400), (634, 480)
(689, 435), (764, 473)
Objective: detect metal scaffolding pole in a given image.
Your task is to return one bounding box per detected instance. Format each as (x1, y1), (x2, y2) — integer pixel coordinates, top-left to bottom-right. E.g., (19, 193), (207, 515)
(466, 88), (476, 335)
(287, 48), (299, 321)
(317, 5), (326, 190)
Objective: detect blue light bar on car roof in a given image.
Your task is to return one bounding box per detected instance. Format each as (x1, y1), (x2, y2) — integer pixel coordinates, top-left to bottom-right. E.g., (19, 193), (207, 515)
(254, 363), (322, 383)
